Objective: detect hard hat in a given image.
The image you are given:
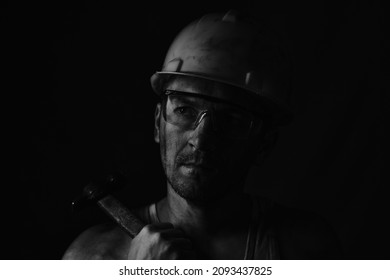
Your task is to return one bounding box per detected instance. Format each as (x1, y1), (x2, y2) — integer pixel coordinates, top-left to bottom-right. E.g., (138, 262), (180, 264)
(150, 10), (293, 125)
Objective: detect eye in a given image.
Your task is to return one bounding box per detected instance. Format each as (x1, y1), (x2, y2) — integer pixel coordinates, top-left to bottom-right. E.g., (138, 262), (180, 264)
(174, 106), (197, 118)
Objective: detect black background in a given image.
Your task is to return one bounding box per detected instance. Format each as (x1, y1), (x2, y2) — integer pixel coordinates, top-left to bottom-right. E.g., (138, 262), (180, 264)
(3, 0), (386, 259)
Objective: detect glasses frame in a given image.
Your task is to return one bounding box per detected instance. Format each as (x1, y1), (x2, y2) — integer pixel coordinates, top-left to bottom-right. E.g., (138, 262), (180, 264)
(161, 90), (265, 139)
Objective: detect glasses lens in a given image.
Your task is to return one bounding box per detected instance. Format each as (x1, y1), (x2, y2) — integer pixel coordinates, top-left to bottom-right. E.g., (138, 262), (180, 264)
(163, 93), (256, 138)
(213, 110), (253, 138)
(164, 95), (200, 129)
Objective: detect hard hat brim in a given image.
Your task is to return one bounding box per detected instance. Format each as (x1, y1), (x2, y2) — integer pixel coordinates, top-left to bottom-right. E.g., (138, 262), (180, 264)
(150, 71), (293, 126)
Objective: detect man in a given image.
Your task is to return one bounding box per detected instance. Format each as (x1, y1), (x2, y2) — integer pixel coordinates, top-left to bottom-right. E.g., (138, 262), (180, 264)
(63, 10), (342, 260)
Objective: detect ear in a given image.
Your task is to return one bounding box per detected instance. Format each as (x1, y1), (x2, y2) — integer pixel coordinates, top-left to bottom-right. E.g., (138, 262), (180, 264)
(154, 103), (162, 143)
(253, 129), (278, 166)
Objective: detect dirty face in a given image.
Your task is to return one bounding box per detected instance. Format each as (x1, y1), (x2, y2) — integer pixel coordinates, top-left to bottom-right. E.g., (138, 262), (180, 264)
(154, 77), (265, 204)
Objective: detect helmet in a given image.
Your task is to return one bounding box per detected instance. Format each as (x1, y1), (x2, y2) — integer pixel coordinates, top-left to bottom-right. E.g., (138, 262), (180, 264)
(150, 10), (293, 125)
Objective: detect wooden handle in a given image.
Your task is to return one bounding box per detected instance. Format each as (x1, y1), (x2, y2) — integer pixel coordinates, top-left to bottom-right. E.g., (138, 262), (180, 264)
(97, 194), (145, 238)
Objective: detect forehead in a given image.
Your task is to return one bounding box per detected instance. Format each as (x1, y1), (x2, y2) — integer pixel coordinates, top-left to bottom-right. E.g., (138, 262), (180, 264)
(167, 93), (245, 113)
(163, 76), (259, 112)
(165, 76), (227, 97)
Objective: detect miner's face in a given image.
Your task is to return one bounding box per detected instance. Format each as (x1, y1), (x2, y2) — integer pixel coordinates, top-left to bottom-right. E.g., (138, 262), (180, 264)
(154, 78), (265, 203)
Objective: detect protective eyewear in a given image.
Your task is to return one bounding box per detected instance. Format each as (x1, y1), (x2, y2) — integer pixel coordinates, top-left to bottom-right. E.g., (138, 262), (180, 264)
(162, 90), (263, 139)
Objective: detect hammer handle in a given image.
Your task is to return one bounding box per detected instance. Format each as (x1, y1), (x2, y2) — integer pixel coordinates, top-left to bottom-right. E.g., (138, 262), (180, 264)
(97, 195), (145, 238)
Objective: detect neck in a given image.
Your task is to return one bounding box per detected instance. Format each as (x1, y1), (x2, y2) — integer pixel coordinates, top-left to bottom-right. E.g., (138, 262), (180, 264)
(157, 186), (252, 238)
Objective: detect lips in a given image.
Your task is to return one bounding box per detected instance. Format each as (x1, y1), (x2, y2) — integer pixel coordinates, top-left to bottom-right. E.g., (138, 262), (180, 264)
(176, 151), (219, 172)
(181, 162), (215, 171)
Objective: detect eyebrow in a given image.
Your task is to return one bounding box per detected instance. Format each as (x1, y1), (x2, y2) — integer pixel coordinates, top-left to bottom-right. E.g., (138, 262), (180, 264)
(166, 91), (255, 118)
(169, 95), (201, 107)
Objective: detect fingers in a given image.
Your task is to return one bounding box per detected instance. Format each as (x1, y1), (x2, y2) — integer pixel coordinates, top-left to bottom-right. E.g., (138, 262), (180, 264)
(142, 224), (186, 239)
(128, 222), (197, 260)
(160, 228), (187, 239)
(146, 222), (174, 231)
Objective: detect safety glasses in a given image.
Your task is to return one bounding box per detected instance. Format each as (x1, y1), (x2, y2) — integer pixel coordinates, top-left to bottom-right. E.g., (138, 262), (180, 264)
(161, 90), (263, 139)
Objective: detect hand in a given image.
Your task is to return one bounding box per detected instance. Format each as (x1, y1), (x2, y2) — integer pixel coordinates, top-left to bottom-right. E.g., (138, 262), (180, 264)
(127, 223), (196, 259)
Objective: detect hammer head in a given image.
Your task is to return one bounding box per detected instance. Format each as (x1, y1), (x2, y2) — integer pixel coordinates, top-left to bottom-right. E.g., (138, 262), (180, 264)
(71, 172), (127, 213)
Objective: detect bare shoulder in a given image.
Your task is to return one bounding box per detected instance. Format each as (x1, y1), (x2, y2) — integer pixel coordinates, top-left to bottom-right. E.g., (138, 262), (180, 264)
(269, 203), (343, 259)
(62, 223), (131, 260)
(62, 204), (151, 260)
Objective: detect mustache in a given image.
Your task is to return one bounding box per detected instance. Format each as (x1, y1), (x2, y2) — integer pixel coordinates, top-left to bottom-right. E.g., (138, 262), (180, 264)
(176, 151), (219, 167)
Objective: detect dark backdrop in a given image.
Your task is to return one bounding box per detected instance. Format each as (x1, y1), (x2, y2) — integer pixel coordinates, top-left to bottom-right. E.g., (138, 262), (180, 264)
(3, 0), (386, 259)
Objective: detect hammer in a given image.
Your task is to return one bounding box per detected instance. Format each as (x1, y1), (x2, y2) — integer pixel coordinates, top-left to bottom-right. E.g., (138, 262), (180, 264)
(72, 172), (145, 238)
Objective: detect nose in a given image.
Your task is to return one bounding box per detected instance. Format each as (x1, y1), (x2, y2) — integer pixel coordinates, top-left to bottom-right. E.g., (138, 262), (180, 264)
(188, 114), (216, 151)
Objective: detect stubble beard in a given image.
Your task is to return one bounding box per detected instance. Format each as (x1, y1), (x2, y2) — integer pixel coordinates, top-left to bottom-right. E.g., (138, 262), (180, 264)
(159, 129), (246, 205)
(161, 151), (247, 205)
(160, 144), (223, 204)
(167, 171), (221, 204)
